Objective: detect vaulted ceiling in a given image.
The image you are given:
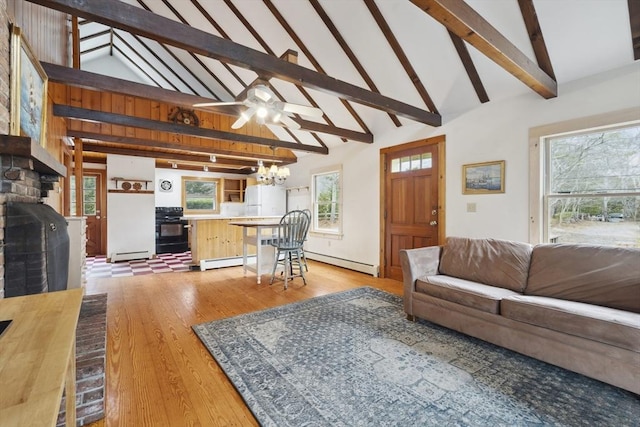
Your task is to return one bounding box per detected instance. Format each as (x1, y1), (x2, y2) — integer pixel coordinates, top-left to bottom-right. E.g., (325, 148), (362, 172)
(27, 0), (639, 173)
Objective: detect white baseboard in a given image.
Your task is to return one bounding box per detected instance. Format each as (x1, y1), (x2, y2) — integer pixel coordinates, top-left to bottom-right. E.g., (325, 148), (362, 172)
(305, 251), (379, 277)
(109, 250), (152, 262)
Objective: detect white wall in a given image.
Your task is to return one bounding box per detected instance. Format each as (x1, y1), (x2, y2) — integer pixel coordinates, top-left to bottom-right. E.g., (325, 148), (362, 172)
(83, 55), (151, 84)
(107, 154), (156, 258)
(285, 63), (640, 267)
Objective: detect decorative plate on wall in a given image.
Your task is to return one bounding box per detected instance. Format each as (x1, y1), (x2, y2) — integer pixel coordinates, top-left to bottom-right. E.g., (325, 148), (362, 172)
(159, 179), (173, 192)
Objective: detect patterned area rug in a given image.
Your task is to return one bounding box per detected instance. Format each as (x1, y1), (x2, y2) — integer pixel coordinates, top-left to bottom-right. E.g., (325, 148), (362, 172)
(193, 287), (639, 427)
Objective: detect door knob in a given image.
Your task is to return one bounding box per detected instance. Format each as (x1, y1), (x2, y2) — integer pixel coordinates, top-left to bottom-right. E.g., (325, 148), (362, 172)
(429, 220), (437, 226)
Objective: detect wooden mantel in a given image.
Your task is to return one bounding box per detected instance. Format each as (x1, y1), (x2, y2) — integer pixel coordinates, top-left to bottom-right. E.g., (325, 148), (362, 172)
(0, 134), (67, 177)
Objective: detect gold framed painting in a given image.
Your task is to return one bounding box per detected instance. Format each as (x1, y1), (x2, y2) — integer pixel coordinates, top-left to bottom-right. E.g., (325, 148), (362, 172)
(462, 160), (505, 194)
(10, 25), (48, 147)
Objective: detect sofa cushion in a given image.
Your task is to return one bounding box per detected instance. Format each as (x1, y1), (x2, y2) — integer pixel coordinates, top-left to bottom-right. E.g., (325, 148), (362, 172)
(438, 237), (532, 292)
(416, 275), (520, 314)
(526, 244), (640, 313)
(501, 295), (640, 352)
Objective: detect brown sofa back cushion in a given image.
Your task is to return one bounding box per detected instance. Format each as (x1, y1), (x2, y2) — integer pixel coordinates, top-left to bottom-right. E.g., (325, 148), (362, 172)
(439, 237), (532, 292)
(526, 244), (640, 313)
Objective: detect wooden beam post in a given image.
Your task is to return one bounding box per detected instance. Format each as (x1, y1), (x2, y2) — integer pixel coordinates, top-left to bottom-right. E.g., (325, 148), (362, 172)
(411, 0), (557, 99)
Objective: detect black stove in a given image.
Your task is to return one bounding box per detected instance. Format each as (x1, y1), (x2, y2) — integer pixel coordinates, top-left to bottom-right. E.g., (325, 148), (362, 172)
(155, 207), (189, 254)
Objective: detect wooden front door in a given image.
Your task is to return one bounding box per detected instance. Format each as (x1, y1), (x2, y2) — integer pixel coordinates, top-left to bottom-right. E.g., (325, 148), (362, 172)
(73, 170), (106, 256)
(381, 137), (444, 281)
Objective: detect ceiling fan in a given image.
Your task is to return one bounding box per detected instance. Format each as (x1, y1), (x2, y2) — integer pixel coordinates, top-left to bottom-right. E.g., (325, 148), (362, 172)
(194, 83), (323, 130)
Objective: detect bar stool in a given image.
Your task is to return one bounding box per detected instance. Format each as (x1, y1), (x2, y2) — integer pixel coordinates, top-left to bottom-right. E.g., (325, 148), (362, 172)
(269, 210), (311, 289)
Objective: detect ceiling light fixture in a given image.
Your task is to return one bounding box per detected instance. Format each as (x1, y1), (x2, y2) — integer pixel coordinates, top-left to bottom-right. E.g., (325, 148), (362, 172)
(210, 155), (217, 163)
(257, 160), (290, 186)
(203, 165), (209, 172)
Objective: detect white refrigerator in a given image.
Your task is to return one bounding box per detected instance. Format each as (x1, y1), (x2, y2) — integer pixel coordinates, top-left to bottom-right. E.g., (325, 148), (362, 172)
(244, 185), (286, 216)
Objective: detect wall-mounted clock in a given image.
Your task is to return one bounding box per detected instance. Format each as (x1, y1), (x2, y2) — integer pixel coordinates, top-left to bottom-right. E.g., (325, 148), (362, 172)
(168, 107), (200, 126)
(159, 179), (173, 192)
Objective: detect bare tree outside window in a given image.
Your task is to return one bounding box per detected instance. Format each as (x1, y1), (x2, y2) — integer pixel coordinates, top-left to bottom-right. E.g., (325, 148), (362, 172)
(182, 177), (220, 214)
(312, 168), (342, 235)
(546, 125), (640, 247)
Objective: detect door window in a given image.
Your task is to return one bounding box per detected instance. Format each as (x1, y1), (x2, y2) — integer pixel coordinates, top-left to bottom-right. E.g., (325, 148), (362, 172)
(70, 175), (97, 216)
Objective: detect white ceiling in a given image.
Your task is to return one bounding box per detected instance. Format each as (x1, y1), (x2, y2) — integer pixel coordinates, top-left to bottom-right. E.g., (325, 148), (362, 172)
(78, 0), (636, 153)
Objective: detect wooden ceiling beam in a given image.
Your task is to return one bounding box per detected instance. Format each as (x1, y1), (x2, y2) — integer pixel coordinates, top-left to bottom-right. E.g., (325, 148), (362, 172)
(448, 31), (489, 103)
(25, 0), (440, 126)
(66, 130), (294, 165)
(53, 104), (329, 154)
(629, 0), (640, 60)
(517, 0), (555, 80)
(411, 0), (557, 99)
(81, 142), (253, 174)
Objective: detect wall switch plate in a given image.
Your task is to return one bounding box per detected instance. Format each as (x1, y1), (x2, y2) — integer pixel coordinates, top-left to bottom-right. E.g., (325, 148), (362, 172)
(467, 203), (477, 213)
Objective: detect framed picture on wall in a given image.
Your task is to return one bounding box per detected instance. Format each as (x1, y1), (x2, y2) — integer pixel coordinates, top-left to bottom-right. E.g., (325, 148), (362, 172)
(462, 160), (505, 194)
(10, 25), (48, 147)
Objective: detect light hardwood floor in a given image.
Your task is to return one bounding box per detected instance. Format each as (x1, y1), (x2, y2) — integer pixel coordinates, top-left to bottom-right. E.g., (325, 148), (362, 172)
(85, 261), (402, 426)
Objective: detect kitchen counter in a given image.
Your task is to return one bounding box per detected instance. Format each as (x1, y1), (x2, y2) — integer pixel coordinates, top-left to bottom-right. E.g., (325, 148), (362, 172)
(187, 216), (282, 270)
(182, 215), (281, 220)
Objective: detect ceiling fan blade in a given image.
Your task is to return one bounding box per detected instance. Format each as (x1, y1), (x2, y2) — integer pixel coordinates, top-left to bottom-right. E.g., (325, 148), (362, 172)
(277, 114), (301, 130)
(231, 106), (256, 129)
(193, 101), (243, 107)
(279, 102), (323, 118)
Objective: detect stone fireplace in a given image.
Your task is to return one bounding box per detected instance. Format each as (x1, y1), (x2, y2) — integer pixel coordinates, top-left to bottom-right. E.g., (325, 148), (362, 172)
(0, 134), (67, 298)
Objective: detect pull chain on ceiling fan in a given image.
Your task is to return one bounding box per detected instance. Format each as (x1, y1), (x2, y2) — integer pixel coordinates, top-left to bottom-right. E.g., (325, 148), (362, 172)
(194, 84), (322, 130)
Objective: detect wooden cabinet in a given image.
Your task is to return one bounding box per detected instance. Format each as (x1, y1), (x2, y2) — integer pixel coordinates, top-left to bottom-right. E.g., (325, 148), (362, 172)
(221, 178), (257, 202)
(66, 216), (87, 289)
(189, 216), (265, 270)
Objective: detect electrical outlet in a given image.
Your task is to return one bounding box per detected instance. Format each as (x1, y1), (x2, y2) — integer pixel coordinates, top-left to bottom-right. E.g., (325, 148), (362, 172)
(467, 202), (477, 213)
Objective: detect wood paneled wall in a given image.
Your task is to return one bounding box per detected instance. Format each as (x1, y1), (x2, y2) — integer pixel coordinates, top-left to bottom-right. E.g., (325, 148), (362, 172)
(50, 82), (297, 161)
(7, 0), (68, 65)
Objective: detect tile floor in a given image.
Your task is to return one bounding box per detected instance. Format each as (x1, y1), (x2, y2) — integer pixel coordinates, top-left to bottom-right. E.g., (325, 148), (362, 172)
(86, 252), (193, 278)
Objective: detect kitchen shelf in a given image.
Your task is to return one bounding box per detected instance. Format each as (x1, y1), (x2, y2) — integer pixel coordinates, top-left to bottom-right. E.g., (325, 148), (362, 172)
(222, 178), (249, 202)
(111, 177), (153, 192)
(107, 189), (154, 194)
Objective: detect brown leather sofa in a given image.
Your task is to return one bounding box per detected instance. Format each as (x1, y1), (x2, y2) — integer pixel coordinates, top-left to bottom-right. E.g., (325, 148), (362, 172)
(400, 236), (640, 394)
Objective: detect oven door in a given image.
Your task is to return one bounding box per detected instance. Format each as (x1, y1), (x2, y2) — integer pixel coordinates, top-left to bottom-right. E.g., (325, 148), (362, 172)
(156, 220), (189, 254)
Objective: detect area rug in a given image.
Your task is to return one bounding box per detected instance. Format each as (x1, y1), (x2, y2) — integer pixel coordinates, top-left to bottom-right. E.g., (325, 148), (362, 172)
(193, 287), (639, 426)
(57, 293), (108, 427)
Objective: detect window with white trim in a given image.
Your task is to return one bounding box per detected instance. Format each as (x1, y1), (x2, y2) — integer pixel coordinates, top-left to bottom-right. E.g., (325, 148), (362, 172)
(311, 166), (342, 236)
(537, 122), (639, 247)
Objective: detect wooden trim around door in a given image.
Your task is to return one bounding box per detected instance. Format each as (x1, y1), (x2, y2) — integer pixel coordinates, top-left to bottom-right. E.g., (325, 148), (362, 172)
(379, 135), (446, 279)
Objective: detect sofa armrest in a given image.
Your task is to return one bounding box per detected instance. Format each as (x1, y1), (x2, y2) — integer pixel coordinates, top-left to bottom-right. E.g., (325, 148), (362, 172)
(400, 246), (442, 315)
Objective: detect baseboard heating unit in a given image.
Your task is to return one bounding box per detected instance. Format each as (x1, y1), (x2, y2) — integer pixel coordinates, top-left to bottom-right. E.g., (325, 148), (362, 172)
(109, 250), (152, 263)
(305, 251), (379, 277)
(199, 256), (256, 271)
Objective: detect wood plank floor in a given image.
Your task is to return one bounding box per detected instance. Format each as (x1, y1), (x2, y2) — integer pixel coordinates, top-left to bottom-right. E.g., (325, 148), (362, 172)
(85, 261), (402, 426)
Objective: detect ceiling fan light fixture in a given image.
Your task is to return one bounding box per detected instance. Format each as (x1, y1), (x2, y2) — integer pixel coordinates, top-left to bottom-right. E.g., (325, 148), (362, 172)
(256, 106), (269, 119)
(272, 112), (282, 123)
